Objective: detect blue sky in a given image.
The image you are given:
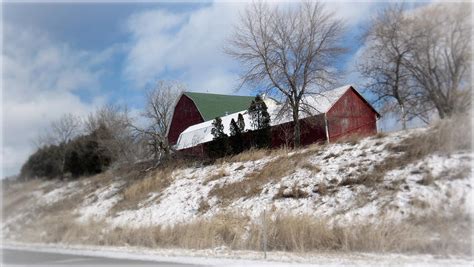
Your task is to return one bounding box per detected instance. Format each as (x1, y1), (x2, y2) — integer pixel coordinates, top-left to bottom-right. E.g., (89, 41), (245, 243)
(2, 1), (404, 177)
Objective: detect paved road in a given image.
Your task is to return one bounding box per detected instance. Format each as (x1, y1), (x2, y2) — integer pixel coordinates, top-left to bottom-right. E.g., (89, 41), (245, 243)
(1, 248), (201, 267)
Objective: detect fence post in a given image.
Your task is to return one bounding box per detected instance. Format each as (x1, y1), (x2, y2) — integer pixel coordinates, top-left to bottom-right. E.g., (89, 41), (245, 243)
(262, 209), (267, 259)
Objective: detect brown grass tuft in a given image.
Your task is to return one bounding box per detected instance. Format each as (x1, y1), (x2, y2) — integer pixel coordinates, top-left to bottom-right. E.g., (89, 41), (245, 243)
(417, 171), (435, 185)
(220, 147), (288, 164)
(300, 161), (321, 173)
(203, 168), (229, 185)
(197, 199), (211, 214)
(273, 185), (309, 199)
(335, 134), (363, 145)
(313, 183), (328, 196)
(115, 166), (174, 212)
(209, 155), (296, 203)
(373, 132), (388, 139)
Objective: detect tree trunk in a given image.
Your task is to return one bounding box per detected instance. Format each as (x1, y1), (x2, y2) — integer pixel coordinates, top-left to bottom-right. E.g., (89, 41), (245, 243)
(293, 106), (301, 148)
(400, 104), (407, 130)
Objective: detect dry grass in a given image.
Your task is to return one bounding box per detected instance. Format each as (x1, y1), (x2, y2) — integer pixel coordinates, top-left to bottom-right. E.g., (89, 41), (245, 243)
(335, 134), (364, 145)
(209, 147), (325, 203)
(273, 185), (309, 199)
(218, 147), (288, 164)
(256, 212), (471, 254)
(197, 199), (211, 214)
(416, 171), (435, 185)
(409, 197), (429, 209)
(438, 166), (471, 180)
(323, 153), (338, 160)
(300, 161), (321, 173)
(312, 182), (328, 196)
(113, 157), (200, 212)
(373, 132), (388, 139)
(210, 156), (294, 203)
(15, 211), (470, 255)
(114, 167), (174, 212)
(203, 168), (229, 185)
(2, 179), (43, 217)
(340, 114), (471, 188)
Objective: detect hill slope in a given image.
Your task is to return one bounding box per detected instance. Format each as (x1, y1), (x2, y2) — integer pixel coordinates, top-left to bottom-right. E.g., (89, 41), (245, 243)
(3, 117), (472, 255)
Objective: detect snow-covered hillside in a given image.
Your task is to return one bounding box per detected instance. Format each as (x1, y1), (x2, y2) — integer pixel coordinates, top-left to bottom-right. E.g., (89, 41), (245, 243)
(2, 122), (472, 257)
(107, 129), (471, 228)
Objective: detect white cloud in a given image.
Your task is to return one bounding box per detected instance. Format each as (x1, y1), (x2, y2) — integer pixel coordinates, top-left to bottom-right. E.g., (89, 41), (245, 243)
(123, 2), (245, 93)
(2, 24), (109, 177)
(123, 1), (379, 94)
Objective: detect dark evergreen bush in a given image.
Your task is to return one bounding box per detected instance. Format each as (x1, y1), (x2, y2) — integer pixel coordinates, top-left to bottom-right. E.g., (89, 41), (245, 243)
(20, 144), (63, 179)
(64, 124), (113, 177)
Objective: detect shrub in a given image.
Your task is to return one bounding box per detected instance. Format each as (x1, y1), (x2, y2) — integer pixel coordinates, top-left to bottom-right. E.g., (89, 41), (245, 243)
(64, 125), (113, 177)
(20, 144), (64, 179)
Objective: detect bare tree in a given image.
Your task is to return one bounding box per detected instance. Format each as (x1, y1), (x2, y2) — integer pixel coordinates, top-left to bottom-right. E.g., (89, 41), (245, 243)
(226, 1), (346, 147)
(403, 3), (471, 119)
(32, 113), (83, 179)
(85, 104), (138, 163)
(357, 5), (430, 129)
(51, 113), (83, 144)
(131, 80), (185, 162)
(33, 113), (82, 148)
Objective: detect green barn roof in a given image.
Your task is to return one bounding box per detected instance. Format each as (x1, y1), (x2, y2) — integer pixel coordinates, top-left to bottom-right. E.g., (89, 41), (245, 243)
(184, 92), (255, 121)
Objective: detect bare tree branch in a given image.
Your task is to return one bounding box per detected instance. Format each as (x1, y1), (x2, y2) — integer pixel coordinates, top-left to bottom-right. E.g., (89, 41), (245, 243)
(226, 1), (346, 146)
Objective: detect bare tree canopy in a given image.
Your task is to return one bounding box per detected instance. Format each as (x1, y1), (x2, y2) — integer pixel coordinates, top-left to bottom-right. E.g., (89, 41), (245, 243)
(403, 3), (471, 118)
(131, 80), (185, 162)
(358, 4), (429, 128)
(34, 113), (82, 147)
(227, 1), (346, 146)
(51, 113), (83, 144)
(85, 104), (137, 164)
(359, 2), (471, 126)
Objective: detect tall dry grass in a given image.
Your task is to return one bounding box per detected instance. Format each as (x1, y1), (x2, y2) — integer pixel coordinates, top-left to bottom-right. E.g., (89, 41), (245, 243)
(342, 114), (472, 187)
(209, 146), (324, 203)
(14, 212), (471, 256)
(219, 147), (289, 164)
(116, 168), (173, 212)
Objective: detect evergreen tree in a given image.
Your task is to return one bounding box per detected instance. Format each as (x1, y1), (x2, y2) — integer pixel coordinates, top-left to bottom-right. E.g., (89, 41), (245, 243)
(209, 117), (231, 158)
(248, 95), (271, 148)
(211, 117), (226, 139)
(229, 118), (244, 154)
(237, 113), (245, 132)
(229, 119), (240, 136)
(248, 95), (270, 130)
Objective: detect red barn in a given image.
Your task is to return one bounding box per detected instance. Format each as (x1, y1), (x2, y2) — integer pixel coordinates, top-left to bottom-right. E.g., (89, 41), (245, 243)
(169, 85), (380, 156)
(167, 92), (255, 145)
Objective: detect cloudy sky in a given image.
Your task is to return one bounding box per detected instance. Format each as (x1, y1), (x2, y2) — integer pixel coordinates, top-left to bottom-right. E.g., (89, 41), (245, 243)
(2, 1), (425, 177)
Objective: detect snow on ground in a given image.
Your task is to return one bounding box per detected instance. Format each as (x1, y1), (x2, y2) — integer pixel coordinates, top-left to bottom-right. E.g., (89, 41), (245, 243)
(108, 128), (472, 228)
(3, 127), (472, 231)
(77, 181), (125, 223)
(4, 241), (473, 267)
(40, 181), (79, 205)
